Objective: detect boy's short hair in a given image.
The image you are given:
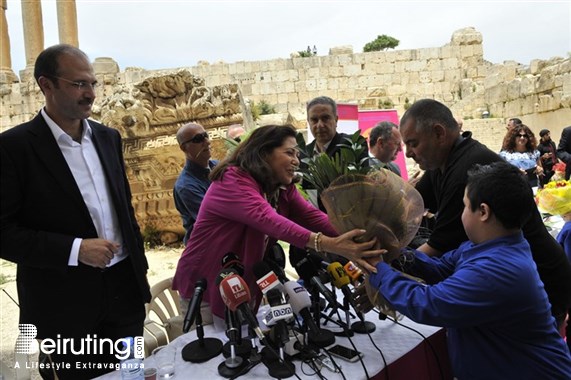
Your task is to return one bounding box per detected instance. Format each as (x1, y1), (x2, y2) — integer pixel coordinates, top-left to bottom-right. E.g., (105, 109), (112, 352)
(466, 162), (534, 229)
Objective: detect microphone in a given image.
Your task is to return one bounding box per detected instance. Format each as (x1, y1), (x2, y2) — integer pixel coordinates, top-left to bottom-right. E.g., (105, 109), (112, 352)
(181, 279), (223, 363)
(183, 278), (207, 333)
(253, 261), (284, 295)
(327, 262), (355, 308)
(328, 262), (376, 334)
(293, 255), (337, 306)
(219, 273), (265, 342)
(344, 261), (365, 284)
(283, 281), (335, 348)
(221, 252), (244, 276)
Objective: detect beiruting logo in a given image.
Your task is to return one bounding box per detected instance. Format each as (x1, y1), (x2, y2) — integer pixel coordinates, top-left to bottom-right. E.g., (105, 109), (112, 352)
(16, 324), (144, 361)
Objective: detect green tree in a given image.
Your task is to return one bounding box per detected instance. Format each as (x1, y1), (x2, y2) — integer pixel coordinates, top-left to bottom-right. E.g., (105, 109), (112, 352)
(363, 35), (400, 52)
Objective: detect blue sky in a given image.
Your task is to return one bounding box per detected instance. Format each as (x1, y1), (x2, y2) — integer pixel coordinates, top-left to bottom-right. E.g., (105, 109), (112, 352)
(4, 1), (570, 73)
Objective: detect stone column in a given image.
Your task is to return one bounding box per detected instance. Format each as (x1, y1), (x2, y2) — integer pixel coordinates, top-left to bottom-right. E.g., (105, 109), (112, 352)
(56, 0), (78, 47)
(21, 0), (44, 68)
(0, 0), (18, 83)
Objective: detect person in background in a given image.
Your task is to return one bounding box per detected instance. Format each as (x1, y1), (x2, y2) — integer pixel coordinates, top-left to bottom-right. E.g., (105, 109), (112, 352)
(499, 124), (541, 187)
(537, 128), (559, 187)
(368, 121), (403, 176)
(399, 98), (571, 329)
(557, 125), (571, 180)
(173, 123), (218, 244)
(292, 96), (371, 265)
(172, 124), (382, 319)
(365, 162), (571, 379)
(0, 44), (150, 379)
(506, 117), (522, 131)
(226, 124), (246, 142)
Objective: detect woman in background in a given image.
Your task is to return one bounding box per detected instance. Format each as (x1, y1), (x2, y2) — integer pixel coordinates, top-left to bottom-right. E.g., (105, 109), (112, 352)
(172, 124), (382, 319)
(499, 124), (542, 187)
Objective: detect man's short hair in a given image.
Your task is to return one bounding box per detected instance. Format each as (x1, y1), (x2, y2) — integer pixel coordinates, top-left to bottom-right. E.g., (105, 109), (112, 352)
(369, 121), (398, 147)
(34, 44), (88, 85)
(539, 129), (550, 137)
(306, 96), (337, 117)
(509, 118), (523, 126)
(466, 162), (534, 229)
(399, 99), (458, 132)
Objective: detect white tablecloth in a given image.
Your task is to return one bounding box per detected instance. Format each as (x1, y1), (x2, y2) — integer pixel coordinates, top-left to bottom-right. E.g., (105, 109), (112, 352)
(96, 312), (443, 380)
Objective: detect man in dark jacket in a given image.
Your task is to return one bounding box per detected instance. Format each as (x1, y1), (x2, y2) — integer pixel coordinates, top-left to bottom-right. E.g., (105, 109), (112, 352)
(399, 99), (571, 329)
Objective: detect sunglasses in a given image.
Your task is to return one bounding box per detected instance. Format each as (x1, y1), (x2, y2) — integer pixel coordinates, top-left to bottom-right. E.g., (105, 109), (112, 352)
(517, 134), (529, 139)
(182, 132), (209, 145)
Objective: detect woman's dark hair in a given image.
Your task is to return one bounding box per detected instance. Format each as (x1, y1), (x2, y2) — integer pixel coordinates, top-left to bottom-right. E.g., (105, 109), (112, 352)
(210, 124), (298, 194)
(466, 162), (533, 229)
(501, 124), (538, 152)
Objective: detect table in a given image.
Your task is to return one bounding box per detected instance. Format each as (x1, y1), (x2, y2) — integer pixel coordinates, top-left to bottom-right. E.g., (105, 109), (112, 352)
(97, 312), (452, 380)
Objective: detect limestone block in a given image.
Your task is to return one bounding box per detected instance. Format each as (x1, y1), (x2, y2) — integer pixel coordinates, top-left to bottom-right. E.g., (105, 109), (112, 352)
(287, 92), (300, 105)
(327, 78), (340, 90)
(485, 83), (507, 105)
(337, 55), (353, 65)
(506, 79), (522, 101)
(93, 57), (120, 76)
(520, 96), (538, 115)
(404, 60), (426, 72)
(344, 64), (362, 76)
(450, 27), (483, 46)
(395, 50), (413, 61)
(440, 46), (452, 59)
(536, 68), (555, 93)
(520, 75), (538, 95)
(305, 79), (317, 91)
(329, 66), (344, 77)
(562, 72), (571, 96)
(538, 94), (559, 112)
(418, 48), (438, 61)
(384, 52), (396, 63)
(419, 71), (431, 83)
(484, 74), (503, 89)
(556, 59), (570, 75)
(338, 89), (355, 101)
(444, 69), (461, 83)
(386, 84), (405, 96)
(317, 78), (328, 91)
(379, 63), (395, 74)
(353, 54), (367, 64)
(260, 71), (272, 81)
(329, 45), (353, 55)
(277, 92), (289, 104)
(308, 67), (321, 79)
(394, 61), (405, 73)
(427, 59), (444, 71)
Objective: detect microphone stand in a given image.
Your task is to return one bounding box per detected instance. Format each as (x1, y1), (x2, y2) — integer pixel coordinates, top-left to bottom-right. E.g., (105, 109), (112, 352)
(261, 322), (295, 379)
(181, 309), (223, 363)
(218, 308), (250, 377)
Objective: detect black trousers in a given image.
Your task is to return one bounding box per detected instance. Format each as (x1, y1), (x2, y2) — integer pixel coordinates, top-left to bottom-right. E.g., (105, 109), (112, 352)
(39, 258), (145, 380)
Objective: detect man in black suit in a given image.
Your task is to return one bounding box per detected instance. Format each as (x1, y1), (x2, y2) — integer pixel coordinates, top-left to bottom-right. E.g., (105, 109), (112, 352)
(0, 45), (151, 379)
(557, 126), (571, 180)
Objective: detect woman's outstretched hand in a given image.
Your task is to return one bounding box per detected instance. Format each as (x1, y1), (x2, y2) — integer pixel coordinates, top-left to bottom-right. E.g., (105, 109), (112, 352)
(320, 229), (385, 273)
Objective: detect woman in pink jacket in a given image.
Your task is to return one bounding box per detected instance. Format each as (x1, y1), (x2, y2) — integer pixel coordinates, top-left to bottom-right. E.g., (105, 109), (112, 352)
(172, 124), (381, 319)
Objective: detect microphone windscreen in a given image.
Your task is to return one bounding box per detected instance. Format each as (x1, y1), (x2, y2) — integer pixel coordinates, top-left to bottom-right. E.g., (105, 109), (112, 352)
(293, 256), (319, 282)
(284, 281), (311, 314)
(195, 278), (207, 291)
(253, 261), (272, 279)
(327, 262), (351, 289)
(344, 261), (363, 282)
(221, 252), (244, 276)
(219, 274), (251, 312)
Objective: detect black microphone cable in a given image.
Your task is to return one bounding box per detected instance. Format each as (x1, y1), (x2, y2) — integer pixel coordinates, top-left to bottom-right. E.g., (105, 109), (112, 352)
(330, 308), (370, 380)
(364, 328), (389, 380)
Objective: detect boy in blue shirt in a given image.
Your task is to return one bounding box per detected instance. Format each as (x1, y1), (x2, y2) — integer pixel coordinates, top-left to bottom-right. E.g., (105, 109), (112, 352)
(367, 162), (571, 379)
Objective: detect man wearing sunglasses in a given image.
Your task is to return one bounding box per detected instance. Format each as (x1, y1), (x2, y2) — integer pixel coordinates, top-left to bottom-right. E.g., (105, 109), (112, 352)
(174, 123), (218, 244)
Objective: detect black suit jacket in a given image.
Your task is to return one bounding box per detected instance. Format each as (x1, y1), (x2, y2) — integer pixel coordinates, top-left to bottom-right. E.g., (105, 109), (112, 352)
(557, 126), (571, 180)
(0, 113), (151, 336)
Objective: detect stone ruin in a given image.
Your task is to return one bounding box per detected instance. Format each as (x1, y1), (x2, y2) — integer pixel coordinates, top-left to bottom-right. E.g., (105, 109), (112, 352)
(92, 70), (246, 243)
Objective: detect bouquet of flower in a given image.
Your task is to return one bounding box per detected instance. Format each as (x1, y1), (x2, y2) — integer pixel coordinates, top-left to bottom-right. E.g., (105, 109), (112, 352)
(321, 169), (425, 317)
(536, 179), (571, 216)
(551, 162), (567, 182)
